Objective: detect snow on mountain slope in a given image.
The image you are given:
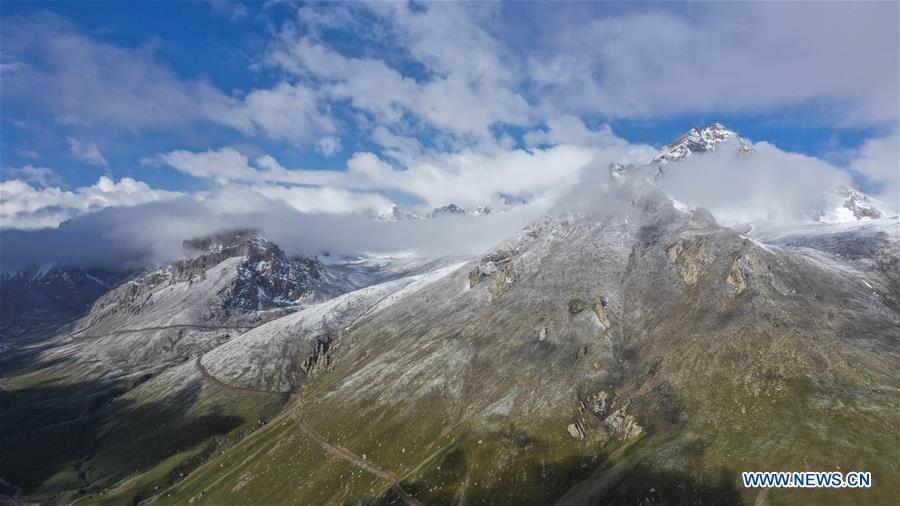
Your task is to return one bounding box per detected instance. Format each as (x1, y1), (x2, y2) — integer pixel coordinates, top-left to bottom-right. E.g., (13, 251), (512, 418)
(818, 184), (890, 223)
(48, 231), (366, 372)
(376, 203), (494, 221)
(200, 260), (468, 392)
(652, 123), (753, 169)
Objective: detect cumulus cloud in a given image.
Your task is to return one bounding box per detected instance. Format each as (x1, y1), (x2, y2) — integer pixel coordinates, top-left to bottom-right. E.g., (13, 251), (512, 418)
(1, 131), (893, 272)
(1, 4), (896, 274)
(524, 115), (626, 149)
(237, 82), (335, 143)
(0, 176), (183, 229)
(268, 3), (530, 140)
(66, 137), (108, 166)
(1, 13), (329, 145)
(155, 129), (656, 210)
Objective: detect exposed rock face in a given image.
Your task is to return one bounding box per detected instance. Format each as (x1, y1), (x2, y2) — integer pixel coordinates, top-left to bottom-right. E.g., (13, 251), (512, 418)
(609, 162), (641, 180)
(568, 298), (587, 314)
(47, 230), (364, 373)
(81, 230), (334, 332)
(666, 236), (716, 286)
(603, 402), (644, 440)
(593, 298), (612, 330)
(6, 180), (900, 504)
(566, 422), (586, 440)
(428, 203), (467, 218)
(468, 270), (483, 288)
(301, 337), (334, 376)
(569, 390), (643, 441)
(182, 229), (332, 310)
(726, 261), (748, 295)
(585, 390), (615, 417)
(489, 263), (517, 300)
(376, 205), (422, 222)
(835, 185), (883, 220)
(469, 249), (519, 300)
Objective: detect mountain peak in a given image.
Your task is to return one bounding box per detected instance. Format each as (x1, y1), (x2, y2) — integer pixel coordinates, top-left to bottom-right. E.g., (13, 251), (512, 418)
(653, 123), (751, 167)
(182, 228), (272, 257)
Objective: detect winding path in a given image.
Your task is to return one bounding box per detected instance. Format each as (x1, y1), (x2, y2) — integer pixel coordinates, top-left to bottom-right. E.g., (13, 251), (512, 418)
(195, 356), (424, 505)
(291, 408), (423, 506)
(72, 323), (255, 339)
(195, 357), (284, 397)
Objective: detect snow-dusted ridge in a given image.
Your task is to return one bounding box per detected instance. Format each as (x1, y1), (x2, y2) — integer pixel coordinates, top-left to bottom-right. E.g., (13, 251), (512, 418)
(200, 260), (468, 392)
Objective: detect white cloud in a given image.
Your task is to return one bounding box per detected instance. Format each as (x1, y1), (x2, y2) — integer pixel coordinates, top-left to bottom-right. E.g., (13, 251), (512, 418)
(238, 82), (335, 142)
(524, 115), (625, 149)
(0, 192), (544, 272)
(250, 185), (392, 215)
(155, 147), (257, 184)
(66, 137), (108, 166)
(851, 133), (900, 205)
(659, 140), (855, 223)
(316, 136), (341, 157)
(0, 176), (182, 229)
(156, 129), (656, 211)
(1, 13), (329, 144)
(1, 13), (249, 131)
(526, 2), (899, 126)
(2, 165), (62, 187)
(268, 3), (531, 139)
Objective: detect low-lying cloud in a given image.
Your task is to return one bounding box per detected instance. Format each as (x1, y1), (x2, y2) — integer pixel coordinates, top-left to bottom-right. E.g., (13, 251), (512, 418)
(659, 140), (858, 224)
(0, 194), (547, 273)
(2, 128), (896, 273)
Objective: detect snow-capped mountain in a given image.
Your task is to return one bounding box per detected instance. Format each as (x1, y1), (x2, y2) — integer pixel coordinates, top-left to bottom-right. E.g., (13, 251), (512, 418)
(180, 229), (338, 310)
(376, 203), (492, 221)
(646, 123), (892, 224)
(375, 204), (423, 222)
(76, 229), (342, 333)
(651, 123), (753, 170)
(818, 184), (885, 222)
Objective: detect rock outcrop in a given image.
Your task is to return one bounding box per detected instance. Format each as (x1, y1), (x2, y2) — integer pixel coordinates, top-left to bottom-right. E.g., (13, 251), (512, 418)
(469, 249), (519, 301)
(568, 390), (643, 441)
(666, 236), (716, 286)
(593, 298), (612, 330)
(568, 298), (587, 314)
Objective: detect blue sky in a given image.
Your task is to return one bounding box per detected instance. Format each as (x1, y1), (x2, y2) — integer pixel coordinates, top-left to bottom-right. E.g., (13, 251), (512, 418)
(1, 1), (898, 235)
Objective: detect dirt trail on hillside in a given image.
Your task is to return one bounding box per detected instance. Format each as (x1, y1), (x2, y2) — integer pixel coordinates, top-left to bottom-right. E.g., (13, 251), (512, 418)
(195, 355), (424, 505)
(195, 356), (284, 397)
(291, 407), (424, 506)
(73, 323), (255, 339)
